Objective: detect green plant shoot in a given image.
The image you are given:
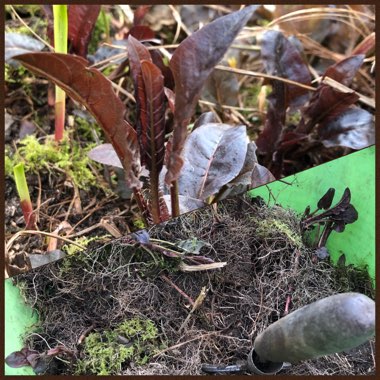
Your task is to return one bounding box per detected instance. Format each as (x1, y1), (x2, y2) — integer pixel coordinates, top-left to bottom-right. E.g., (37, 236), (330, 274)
(13, 163), (36, 229)
(53, 5), (68, 142)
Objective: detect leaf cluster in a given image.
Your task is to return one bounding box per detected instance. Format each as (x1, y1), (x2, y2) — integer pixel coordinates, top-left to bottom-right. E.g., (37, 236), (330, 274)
(301, 187), (358, 250)
(256, 30), (374, 176)
(14, 6), (271, 224)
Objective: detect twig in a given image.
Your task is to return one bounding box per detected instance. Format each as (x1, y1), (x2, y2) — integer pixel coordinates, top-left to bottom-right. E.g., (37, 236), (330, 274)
(168, 5), (191, 43)
(215, 65), (317, 92)
(77, 324), (96, 345)
(199, 99), (258, 113)
(284, 287), (293, 316)
(153, 330), (221, 358)
(322, 76), (375, 109)
(179, 262), (227, 272)
(8, 5), (54, 51)
(161, 275), (195, 306)
(110, 81), (135, 102)
(6, 230), (85, 252)
(273, 7), (375, 23)
(178, 286), (208, 332)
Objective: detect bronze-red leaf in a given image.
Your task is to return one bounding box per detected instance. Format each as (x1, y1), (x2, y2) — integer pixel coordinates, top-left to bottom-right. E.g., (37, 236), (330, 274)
(14, 52), (141, 189)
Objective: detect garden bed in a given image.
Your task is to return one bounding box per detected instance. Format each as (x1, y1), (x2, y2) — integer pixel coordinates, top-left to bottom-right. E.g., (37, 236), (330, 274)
(13, 195), (375, 375)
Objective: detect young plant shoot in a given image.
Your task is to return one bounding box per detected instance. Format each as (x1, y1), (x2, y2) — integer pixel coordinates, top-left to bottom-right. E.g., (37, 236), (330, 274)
(53, 5), (68, 141)
(13, 163), (36, 230)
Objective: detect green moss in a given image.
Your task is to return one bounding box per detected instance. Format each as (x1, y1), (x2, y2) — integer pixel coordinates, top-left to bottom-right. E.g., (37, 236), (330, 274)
(133, 219), (146, 230)
(62, 235), (104, 256)
(74, 114), (102, 142)
(58, 235), (108, 276)
(76, 318), (161, 375)
(10, 134), (98, 190)
(5, 153), (14, 178)
(254, 218), (303, 249)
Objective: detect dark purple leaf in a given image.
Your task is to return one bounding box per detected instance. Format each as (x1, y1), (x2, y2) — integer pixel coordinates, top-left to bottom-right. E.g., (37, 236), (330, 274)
(133, 5), (151, 26)
(164, 87), (175, 113)
(317, 188), (335, 210)
(329, 188), (351, 214)
(256, 80), (286, 154)
(127, 25), (155, 41)
(126, 35), (152, 100)
(324, 55), (365, 87)
(178, 123), (248, 200)
(337, 253), (346, 267)
(215, 142), (259, 200)
(297, 55), (365, 136)
(259, 30), (313, 155)
(260, 30), (311, 107)
(319, 107), (374, 149)
(43, 5), (101, 57)
(68, 5), (101, 57)
(333, 204), (358, 224)
(165, 5), (257, 185)
(125, 40), (167, 222)
(5, 347), (39, 368)
(202, 69), (240, 107)
(126, 35), (152, 150)
(251, 162), (276, 188)
(14, 53), (141, 189)
(88, 143), (123, 168)
(301, 86), (359, 133)
(333, 221), (346, 233)
(140, 60), (166, 173)
(149, 49), (175, 90)
(193, 111), (218, 130)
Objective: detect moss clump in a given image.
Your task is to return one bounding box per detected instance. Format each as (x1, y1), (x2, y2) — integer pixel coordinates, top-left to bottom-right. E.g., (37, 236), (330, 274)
(76, 318), (160, 375)
(254, 217), (303, 249)
(5, 63), (29, 83)
(58, 235), (108, 276)
(133, 219), (147, 230)
(62, 235), (105, 256)
(7, 134), (98, 190)
(5, 152), (14, 178)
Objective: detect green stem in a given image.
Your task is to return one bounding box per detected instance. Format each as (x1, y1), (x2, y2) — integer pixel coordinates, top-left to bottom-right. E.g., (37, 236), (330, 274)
(13, 163), (36, 229)
(53, 5), (68, 142)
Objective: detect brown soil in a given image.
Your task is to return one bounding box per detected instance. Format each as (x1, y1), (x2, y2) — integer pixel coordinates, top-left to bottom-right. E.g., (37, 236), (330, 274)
(15, 195), (375, 375)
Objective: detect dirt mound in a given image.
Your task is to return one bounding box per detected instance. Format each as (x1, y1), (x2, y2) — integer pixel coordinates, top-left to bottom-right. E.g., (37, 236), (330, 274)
(16, 195), (375, 375)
